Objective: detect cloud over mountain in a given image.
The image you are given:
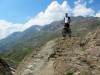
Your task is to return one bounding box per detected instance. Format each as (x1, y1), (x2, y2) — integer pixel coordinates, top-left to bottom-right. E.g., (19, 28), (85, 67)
(95, 11), (100, 17)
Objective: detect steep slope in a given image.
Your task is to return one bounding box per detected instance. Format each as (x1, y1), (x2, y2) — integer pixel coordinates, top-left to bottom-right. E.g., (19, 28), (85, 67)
(15, 26), (100, 75)
(0, 57), (13, 75)
(15, 40), (55, 75)
(54, 27), (100, 75)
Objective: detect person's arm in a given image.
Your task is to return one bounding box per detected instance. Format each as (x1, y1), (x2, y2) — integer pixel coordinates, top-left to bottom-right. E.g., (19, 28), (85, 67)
(68, 17), (71, 23)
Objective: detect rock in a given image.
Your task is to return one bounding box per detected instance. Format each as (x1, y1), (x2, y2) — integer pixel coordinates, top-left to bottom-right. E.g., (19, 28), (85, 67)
(0, 57), (13, 75)
(95, 41), (100, 46)
(22, 69), (33, 75)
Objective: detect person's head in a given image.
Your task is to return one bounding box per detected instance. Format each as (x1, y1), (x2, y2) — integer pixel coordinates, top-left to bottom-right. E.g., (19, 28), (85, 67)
(65, 13), (68, 17)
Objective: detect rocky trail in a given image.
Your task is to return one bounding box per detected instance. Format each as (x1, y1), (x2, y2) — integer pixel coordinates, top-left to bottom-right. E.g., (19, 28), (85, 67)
(15, 40), (56, 75)
(54, 37), (100, 75)
(15, 27), (100, 75)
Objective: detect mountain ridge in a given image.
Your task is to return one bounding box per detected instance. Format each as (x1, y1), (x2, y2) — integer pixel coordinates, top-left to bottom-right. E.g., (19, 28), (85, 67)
(0, 17), (99, 52)
(0, 16), (99, 69)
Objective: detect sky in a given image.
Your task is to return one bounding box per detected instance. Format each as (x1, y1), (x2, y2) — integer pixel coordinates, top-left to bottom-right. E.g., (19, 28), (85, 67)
(0, 0), (100, 39)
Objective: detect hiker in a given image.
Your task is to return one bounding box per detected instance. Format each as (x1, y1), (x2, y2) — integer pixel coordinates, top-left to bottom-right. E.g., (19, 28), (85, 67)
(62, 13), (71, 39)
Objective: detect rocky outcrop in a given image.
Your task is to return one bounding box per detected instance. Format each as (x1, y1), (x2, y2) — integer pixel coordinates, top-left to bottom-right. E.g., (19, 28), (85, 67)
(0, 57), (13, 75)
(53, 27), (100, 75)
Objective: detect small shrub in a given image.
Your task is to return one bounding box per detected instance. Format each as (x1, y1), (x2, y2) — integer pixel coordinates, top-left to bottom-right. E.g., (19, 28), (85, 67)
(66, 71), (73, 75)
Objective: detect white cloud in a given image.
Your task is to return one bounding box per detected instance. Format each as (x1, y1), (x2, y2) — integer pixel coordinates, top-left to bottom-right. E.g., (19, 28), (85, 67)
(0, 20), (25, 39)
(0, 1), (71, 39)
(89, 0), (94, 3)
(26, 1), (71, 26)
(73, 0), (95, 17)
(74, 0), (83, 5)
(95, 11), (100, 17)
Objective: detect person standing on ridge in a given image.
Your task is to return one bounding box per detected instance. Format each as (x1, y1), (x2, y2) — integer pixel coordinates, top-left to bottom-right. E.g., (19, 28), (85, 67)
(62, 13), (71, 39)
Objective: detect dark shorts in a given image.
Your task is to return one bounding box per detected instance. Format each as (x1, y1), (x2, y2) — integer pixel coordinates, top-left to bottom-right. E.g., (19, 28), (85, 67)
(64, 23), (71, 34)
(64, 23), (70, 28)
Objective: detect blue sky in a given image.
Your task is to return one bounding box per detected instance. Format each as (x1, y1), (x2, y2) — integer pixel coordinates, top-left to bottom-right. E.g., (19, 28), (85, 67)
(0, 0), (99, 23)
(0, 0), (62, 23)
(0, 0), (100, 39)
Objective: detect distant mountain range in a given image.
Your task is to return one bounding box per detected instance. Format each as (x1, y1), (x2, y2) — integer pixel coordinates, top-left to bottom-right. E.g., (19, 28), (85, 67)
(0, 21), (62, 52)
(0, 16), (99, 68)
(0, 25), (42, 51)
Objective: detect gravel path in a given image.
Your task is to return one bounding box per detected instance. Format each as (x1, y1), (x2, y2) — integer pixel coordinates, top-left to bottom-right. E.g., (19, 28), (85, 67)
(21, 40), (55, 75)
